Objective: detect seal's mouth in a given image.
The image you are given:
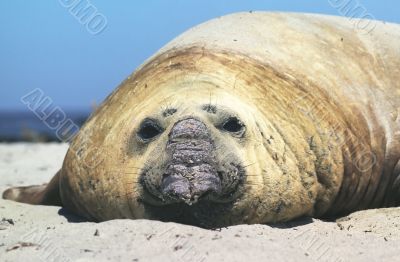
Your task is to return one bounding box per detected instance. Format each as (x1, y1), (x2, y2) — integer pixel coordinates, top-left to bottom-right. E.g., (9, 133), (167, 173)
(140, 164), (244, 206)
(139, 167), (243, 228)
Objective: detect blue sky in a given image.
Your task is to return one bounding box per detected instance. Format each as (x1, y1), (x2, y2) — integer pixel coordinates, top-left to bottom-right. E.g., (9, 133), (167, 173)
(1, 1), (398, 111)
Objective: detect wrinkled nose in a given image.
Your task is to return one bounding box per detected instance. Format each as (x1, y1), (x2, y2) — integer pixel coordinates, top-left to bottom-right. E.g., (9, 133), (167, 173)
(167, 118), (214, 166)
(161, 118), (221, 204)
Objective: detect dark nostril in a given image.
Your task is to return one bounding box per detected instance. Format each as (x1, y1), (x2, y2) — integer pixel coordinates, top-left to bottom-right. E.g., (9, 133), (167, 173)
(217, 171), (224, 182)
(190, 190), (213, 203)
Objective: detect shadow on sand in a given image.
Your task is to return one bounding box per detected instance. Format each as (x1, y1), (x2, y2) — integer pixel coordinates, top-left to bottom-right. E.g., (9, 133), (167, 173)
(58, 208), (88, 223)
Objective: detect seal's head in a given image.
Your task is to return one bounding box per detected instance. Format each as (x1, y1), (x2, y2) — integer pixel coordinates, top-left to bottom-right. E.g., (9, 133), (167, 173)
(140, 116), (245, 204)
(134, 100), (249, 227)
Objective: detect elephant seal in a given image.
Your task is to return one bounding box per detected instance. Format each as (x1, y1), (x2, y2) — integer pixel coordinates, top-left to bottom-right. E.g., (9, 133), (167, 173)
(3, 12), (400, 228)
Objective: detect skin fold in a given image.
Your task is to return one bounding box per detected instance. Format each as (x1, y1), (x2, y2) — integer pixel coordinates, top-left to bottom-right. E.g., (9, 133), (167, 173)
(3, 12), (400, 228)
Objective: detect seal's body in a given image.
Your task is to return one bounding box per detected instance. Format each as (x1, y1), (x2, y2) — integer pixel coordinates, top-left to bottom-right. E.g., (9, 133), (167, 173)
(3, 12), (400, 227)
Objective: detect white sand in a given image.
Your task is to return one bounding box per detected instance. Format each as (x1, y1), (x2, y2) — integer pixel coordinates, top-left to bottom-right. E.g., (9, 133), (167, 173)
(0, 143), (399, 262)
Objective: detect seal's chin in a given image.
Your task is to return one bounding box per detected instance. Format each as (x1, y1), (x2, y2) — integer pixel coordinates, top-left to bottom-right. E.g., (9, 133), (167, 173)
(142, 200), (236, 228)
(139, 167), (245, 228)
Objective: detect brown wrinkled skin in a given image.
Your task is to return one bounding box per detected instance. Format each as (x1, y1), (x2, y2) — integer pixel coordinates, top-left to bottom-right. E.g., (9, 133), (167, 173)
(3, 12), (400, 226)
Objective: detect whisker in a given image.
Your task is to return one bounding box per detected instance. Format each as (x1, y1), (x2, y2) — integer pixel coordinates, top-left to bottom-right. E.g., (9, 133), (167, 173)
(208, 91), (212, 107)
(246, 137), (263, 143)
(243, 183), (261, 187)
(125, 166), (144, 170)
(167, 100), (174, 112)
(174, 102), (183, 111)
(160, 98), (169, 113)
(219, 152), (235, 161)
(125, 181), (142, 185)
(108, 170), (140, 175)
(242, 162), (256, 168)
(214, 144), (222, 150)
(108, 167), (144, 173)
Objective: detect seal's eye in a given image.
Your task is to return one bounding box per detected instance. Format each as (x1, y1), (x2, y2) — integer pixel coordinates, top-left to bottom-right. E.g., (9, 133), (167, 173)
(222, 117), (245, 135)
(137, 119), (163, 141)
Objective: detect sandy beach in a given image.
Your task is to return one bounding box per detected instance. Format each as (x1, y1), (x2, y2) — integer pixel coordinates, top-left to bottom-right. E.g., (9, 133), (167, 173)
(1, 143), (399, 262)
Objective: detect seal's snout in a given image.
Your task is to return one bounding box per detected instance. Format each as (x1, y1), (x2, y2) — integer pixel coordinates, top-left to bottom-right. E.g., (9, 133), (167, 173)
(159, 118), (221, 204)
(141, 116), (245, 209)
